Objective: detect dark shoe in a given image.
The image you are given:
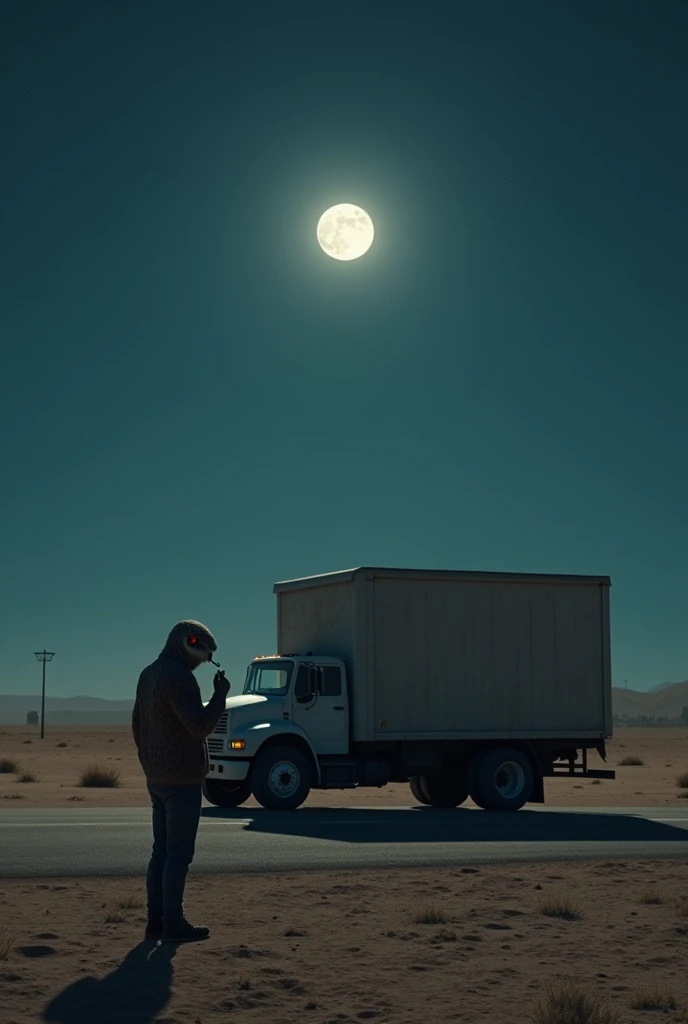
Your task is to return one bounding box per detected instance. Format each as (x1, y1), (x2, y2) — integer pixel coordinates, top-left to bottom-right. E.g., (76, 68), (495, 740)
(145, 920), (163, 941)
(161, 918), (210, 944)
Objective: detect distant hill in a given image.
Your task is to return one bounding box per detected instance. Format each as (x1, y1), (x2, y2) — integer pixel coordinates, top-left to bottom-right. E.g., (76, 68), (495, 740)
(612, 679), (688, 720)
(2, 681), (687, 725)
(646, 681), (675, 693)
(0, 694), (134, 724)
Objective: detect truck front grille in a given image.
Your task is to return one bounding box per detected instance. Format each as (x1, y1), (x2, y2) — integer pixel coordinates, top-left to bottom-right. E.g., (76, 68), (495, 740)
(213, 712), (228, 735)
(207, 737), (225, 754)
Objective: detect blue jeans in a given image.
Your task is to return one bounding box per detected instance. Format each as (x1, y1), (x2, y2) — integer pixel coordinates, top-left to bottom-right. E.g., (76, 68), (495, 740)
(146, 783), (202, 925)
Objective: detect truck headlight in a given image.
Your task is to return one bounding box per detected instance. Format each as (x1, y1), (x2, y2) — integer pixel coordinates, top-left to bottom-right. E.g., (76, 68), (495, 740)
(230, 740), (246, 750)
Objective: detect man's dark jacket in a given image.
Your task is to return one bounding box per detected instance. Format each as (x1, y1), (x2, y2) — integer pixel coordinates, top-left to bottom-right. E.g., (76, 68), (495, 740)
(132, 634), (226, 785)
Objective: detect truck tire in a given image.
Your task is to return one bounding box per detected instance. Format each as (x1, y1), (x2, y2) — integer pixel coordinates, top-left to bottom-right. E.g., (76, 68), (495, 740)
(409, 776), (432, 806)
(251, 744), (312, 811)
(417, 774), (469, 808)
(202, 778), (252, 808)
(471, 747), (534, 811)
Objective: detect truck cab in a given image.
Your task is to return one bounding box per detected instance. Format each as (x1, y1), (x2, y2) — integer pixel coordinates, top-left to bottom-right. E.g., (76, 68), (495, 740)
(204, 654), (349, 809)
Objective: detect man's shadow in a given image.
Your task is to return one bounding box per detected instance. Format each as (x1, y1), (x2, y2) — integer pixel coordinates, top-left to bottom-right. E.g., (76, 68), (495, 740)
(42, 941), (177, 1024)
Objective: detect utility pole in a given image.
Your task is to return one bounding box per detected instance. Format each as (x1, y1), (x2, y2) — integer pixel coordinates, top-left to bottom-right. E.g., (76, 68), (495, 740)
(34, 651), (55, 740)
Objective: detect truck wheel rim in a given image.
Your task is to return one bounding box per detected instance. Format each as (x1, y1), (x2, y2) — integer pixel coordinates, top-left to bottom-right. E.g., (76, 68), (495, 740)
(268, 761), (299, 798)
(494, 761), (525, 799)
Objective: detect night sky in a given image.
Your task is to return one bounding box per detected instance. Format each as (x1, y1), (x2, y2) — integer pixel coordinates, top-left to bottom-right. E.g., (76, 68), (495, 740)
(2, 0), (686, 699)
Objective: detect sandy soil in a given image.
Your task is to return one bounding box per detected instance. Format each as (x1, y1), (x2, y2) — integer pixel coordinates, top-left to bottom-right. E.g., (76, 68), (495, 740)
(1, 861), (687, 1023)
(1, 725), (687, 809)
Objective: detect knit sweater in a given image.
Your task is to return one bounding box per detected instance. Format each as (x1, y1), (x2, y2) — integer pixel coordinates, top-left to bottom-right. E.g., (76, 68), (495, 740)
(132, 650), (226, 786)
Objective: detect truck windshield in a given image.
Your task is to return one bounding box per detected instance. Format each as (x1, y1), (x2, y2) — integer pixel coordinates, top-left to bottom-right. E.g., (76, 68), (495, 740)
(244, 660), (293, 697)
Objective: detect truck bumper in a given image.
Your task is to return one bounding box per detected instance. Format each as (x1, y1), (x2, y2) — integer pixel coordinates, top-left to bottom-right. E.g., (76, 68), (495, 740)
(207, 759), (250, 781)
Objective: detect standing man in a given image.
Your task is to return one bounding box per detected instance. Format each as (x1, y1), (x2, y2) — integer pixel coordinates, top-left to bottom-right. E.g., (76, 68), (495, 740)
(132, 619), (230, 943)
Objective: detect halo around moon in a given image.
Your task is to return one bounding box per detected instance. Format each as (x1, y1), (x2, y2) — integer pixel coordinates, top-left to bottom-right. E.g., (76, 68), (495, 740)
(316, 204), (374, 261)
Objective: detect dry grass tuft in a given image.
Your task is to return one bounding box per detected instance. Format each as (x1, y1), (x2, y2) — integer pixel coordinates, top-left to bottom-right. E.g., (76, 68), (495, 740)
(22, 739), (32, 744)
(638, 887), (666, 905)
(531, 980), (620, 1024)
(56, 742), (68, 748)
(631, 985), (678, 1011)
(0, 757), (20, 773)
(0, 928), (17, 960)
(412, 905), (449, 925)
(66, 795), (84, 802)
(590, 779), (602, 785)
(104, 909), (126, 924)
(17, 771), (39, 783)
(237, 974), (251, 990)
(2, 794), (25, 800)
(109, 894), (143, 911)
(78, 764), (121, 788)
(104, 893), (143, 922)
(618, 755), (644, 766)
(677, 771), (688, 789)
(538, 893), (583, 921)
(679, 791), (688, 799)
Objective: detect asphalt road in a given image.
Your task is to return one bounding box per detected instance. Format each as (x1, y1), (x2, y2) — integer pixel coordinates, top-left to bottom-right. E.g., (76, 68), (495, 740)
(1, 805), (687, 878)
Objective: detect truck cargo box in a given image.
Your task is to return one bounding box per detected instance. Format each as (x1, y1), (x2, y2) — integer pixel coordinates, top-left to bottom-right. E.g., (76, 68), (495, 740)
(274, 567), (612, 743)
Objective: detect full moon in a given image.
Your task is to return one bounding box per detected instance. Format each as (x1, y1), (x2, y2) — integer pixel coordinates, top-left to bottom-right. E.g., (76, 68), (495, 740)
(316, 204), (374, 261)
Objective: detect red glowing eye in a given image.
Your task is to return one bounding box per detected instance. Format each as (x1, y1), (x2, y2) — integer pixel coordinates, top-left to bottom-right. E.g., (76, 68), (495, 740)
(188, 636), (198, 646)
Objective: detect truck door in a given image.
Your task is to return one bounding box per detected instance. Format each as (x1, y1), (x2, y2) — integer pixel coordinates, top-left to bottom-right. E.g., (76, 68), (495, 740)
(291, 664), (348, 755)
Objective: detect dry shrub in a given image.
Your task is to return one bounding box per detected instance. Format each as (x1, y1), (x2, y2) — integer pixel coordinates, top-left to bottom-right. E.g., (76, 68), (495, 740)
(2, 794), (25, 800)
(618, 755), (644, 766)
(631, 985), (678, 1011)
(108, 894), (143, 911)
(17, 771), (39, 783)
(56, 742), (68, 748)
(677, 771), (688, 789)
(412, 905), (449, 925)
(104, 894), (143, 921)
(590, 779), (602, 785)
(531, 980), (620, 1024)
(104, 908), (126, 924)
(79, 764), (121, 788)
(538, 893), (583, 921)
(638, 887), (666, 905)
(0, 757), (20, 773)
(0, 928), (17, 960)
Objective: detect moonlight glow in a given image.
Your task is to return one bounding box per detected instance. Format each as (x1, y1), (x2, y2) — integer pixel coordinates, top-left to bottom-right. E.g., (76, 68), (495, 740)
(317, 204), (374, 261)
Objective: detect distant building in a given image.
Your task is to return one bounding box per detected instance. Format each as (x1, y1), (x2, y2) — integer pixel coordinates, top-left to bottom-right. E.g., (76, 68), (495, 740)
(26, 710), (39, 725)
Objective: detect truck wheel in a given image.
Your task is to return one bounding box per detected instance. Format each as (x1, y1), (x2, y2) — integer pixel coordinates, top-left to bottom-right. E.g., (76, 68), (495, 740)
(202, 778), (252, 808)
(472, 747), (534, 811)
(409, 776), (432, 806)
(417, 774), (469, 808)
(251, 745), (312, 811)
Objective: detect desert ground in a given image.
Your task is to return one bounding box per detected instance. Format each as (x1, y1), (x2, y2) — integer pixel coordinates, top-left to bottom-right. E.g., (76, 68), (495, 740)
(0, 725), (687, 809)
(0, 860), (687, 1024)
(2, 728), (688, 1023)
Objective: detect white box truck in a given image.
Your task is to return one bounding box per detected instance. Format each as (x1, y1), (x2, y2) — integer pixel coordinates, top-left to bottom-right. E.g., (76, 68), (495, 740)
(204, 566), (615, 811)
